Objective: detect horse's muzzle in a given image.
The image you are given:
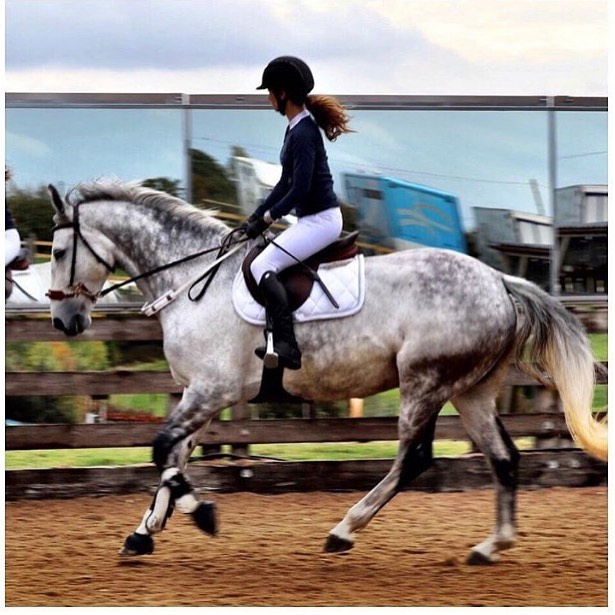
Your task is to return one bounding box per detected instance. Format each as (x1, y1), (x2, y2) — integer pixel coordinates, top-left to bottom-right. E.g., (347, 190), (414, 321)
(53, 314), (87, 337)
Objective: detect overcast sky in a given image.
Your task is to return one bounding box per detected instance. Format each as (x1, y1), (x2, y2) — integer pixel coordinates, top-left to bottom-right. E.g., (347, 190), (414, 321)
(5, 0), (608, 95)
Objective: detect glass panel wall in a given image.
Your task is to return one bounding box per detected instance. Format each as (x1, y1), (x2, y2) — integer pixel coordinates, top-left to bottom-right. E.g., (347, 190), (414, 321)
(5, 95), (607, 297)
(5, 107), (184, 192)
(554, 110), (607, 295)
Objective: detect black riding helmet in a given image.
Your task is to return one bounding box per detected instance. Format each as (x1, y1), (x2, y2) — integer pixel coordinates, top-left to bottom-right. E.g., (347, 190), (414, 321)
(257, 56), (314, 114)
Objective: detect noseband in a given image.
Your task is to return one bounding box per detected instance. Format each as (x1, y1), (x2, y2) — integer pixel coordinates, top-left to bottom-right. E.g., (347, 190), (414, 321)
(46, 202), (115, 303)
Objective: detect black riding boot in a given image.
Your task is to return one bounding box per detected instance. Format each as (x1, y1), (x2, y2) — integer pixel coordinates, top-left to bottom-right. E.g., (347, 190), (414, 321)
(255, 271), (302, 370)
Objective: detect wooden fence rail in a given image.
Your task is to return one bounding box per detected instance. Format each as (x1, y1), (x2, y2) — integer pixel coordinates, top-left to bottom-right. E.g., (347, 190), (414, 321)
(5, 309), (608, 497)
(5, 300), (608, 342)
(5, 310), (608, 454)
(4, 362), (609, 398)
(6, 412), (602, 451)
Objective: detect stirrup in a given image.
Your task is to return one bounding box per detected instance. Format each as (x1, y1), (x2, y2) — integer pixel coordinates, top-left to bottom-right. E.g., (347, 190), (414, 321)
(255, 332), (302, 371)
(262, 331), (278, 369)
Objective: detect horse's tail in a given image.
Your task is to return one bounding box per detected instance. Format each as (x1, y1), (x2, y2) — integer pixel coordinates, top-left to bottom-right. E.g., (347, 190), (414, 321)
(502, 274), (607, 462)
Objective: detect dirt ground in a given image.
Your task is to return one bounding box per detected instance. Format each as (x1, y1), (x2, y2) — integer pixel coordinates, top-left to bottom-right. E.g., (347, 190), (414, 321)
(5, 486), (607, 607)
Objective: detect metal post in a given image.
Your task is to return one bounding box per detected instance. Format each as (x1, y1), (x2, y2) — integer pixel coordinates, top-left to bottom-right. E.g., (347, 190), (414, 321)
(182, 93), (193, 204)
(547, 97), (559, 296)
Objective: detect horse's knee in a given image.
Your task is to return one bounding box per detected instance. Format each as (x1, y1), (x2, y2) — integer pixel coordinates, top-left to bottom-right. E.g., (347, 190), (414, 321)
(153, 430), (173, 471)
(152, 428), (194, 472)
(153, 422), (202, 472)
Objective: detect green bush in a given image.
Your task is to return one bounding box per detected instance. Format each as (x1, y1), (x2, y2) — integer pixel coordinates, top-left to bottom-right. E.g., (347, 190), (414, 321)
(5, 341), (113, 424)
(6, 396), (79, 424)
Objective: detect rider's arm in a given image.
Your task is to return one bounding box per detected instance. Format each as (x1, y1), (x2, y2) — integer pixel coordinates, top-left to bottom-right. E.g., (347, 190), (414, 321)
(251, 176), (289, 221)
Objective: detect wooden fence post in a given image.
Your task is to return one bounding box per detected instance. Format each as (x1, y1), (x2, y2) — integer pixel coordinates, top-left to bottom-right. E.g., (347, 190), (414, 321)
(231, 402), (251, 456)
(90, 395), (109, 422)
(348, 398), (364, 418)
(302, 402), (316, 419)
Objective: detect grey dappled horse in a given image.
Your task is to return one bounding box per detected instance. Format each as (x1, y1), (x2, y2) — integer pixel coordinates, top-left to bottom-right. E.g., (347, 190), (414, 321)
(47, 180), (607, 565)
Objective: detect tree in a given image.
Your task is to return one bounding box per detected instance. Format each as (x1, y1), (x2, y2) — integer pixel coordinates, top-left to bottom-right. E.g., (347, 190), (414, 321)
(190, 148), (237, 209)
(141, 177), (183, 198)
(5, 185), (56, 242)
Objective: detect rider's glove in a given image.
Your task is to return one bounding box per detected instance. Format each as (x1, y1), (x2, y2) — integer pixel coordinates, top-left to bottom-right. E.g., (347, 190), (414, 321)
(244, 215), (270, 239)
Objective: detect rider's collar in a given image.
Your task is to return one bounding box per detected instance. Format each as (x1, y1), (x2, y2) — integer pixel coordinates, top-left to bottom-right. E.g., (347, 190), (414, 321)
(288, 108), (311, 132)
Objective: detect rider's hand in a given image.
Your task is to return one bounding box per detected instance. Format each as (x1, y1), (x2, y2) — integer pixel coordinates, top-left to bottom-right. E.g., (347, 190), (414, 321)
(244, 216), (270, 239)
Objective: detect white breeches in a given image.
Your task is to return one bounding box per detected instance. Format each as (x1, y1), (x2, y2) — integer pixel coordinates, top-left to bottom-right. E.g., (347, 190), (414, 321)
(250, 207), (343, 284)
(5, 229), (21, 266)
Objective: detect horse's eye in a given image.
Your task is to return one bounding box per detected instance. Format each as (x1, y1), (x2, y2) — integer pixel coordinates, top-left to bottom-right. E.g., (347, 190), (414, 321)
(53, 248), (67, 261)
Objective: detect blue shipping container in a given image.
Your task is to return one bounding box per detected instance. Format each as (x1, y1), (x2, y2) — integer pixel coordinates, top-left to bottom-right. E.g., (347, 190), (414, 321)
(344, 173), (467, 253)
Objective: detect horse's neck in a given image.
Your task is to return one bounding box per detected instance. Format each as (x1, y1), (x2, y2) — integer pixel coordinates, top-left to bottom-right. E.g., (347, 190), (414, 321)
(86, 201), (228, 299)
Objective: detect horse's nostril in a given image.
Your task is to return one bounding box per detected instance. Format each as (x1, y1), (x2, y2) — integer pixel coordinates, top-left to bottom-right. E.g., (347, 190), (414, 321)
(74, 314), (85, 333)
(52, 317), (66, 332)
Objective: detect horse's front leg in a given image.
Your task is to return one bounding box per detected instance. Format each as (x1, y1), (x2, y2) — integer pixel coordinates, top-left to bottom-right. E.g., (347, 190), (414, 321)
(119, 386), (229, 556)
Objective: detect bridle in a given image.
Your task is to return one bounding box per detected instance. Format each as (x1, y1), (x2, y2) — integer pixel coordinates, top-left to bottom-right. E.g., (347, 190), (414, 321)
(46, 202), (248, 304)
(46, 202), (115, 303)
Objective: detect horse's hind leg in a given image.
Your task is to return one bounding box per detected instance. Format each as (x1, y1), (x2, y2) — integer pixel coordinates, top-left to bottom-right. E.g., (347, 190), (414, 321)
(325, 391), (442, 554)
(451, 373), (520, 565)
(120, 387), (224, 556)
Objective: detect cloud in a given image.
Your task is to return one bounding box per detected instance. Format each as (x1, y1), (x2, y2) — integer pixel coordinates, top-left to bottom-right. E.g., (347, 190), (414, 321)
(4, 0), (607, 96)
(6, 131), (53, 158)
(365, 0), (607, 63)
(6, 0), (277, 70)
(5, 0), (430, 71)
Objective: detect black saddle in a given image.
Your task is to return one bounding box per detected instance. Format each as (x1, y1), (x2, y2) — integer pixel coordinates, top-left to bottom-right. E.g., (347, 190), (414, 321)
(242, 231), (359, 311)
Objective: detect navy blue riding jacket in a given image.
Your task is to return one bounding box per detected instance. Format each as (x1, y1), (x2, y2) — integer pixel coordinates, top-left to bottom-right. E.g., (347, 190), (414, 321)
(254, 115), (339, 220)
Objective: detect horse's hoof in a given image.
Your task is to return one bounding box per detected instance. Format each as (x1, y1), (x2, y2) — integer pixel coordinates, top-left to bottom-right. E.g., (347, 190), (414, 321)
(466, 550), (495, 565)
(324, 534), (354, 554)
(119, 532), (154, 556)
(192, 500), (217, 536)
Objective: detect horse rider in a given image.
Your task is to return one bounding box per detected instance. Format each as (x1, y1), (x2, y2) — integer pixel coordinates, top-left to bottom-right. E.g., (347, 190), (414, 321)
(5, 167), (21, 267)
(240, 56), (353, 370)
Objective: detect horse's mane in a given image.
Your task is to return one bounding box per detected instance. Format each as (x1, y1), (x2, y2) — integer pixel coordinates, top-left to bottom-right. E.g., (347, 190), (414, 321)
(65, 179), (227, 233)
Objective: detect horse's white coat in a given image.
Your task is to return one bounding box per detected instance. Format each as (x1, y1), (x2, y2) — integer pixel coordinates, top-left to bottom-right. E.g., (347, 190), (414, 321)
(47, 180), (606, 563)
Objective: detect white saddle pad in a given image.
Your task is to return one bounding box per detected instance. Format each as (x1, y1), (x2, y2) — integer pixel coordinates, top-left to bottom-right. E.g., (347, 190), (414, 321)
(232, 254), (365, 325)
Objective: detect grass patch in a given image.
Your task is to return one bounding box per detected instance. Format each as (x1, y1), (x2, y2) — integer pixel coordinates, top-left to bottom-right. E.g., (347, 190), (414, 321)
(5, 438), (540, 470)
(5, 447), (152, 470)
(590, 333), (608, 361)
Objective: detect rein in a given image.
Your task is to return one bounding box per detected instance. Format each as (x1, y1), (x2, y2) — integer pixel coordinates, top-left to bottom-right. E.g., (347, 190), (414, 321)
(46, 202), (248, 304)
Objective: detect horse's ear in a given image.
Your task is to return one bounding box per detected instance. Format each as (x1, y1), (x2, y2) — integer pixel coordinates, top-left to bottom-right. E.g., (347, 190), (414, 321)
(48, 184), (66, 214)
